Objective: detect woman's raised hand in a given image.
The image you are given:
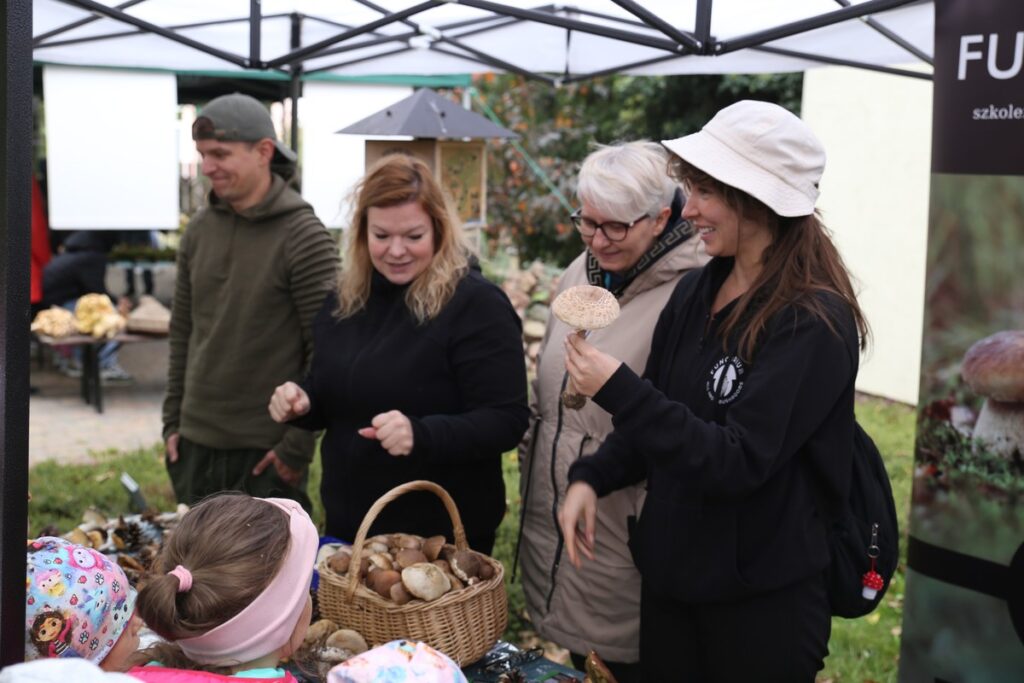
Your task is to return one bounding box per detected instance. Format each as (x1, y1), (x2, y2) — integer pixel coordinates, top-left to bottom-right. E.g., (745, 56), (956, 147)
(564, 333), (622, 397)
(358, 410), (414, 456)
(268, 381), (311, 423)
(559, 481), (599, 569)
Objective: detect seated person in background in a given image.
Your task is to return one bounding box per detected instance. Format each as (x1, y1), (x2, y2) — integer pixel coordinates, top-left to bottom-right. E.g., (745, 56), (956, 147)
(24, 536), (143, 672)
(127, 493), (317, 682)
(41, 230), (132, 382)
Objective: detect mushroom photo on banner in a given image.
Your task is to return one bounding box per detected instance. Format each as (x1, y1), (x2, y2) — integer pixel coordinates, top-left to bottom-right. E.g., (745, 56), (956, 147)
(551, 284), (620, 409)
(960, 330), (1024, 458)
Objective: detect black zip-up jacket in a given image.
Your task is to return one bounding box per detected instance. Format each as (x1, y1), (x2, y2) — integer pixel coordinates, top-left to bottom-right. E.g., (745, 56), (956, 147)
(292, 269), (529, 547)
(568, 257), (859, 603)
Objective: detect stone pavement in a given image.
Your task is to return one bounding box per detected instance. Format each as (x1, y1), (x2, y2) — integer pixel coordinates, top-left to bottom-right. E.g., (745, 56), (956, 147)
(29, 338), (168, 466)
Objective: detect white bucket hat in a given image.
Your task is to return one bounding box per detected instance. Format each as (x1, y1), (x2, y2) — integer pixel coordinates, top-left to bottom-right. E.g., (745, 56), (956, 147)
(661, 100), (825, 217)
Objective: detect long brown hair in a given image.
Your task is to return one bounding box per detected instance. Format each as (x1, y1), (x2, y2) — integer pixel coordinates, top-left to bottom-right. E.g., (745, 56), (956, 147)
(130, 494), (291, 674)
(670, 158), (870, 361)
(335, 153), (469, 323)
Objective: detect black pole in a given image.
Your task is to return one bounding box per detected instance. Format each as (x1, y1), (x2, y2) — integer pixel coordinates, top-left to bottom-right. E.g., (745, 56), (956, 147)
(0, 0), (33, 667)
(608, 0), (701, 52)
(833, 0), (933, 65)
(33, 0), (146, 45)
(695, 0), (713, 49)
(289, 12), (302, 188)
(249, 0), (262, 68)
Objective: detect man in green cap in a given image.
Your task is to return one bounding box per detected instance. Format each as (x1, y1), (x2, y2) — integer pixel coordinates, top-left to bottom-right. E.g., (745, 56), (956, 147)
(162, 92), (339, 509)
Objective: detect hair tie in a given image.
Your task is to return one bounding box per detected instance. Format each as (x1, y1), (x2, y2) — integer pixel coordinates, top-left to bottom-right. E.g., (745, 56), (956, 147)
(169, 565), (193, 593)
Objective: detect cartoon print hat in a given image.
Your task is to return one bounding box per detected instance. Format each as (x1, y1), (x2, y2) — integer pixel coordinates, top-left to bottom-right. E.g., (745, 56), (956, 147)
(24, 537), (137, 664)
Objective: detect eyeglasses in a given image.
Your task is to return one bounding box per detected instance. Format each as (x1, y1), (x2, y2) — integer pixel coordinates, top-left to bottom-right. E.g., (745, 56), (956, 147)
(570, 209), (648, 242)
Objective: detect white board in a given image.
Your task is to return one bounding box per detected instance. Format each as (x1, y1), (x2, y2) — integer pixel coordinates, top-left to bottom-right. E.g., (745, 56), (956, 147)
(802, 65), (933, 405)
(299, 82), (413, 229)
(43, 65), (179, 230)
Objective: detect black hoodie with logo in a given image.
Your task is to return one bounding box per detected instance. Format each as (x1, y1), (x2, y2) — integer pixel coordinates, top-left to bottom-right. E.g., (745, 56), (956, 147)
(568, 256), (859, 603)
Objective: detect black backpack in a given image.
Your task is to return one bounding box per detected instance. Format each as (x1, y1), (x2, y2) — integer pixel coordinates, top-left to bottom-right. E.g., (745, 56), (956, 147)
(818, 422), (900, 618)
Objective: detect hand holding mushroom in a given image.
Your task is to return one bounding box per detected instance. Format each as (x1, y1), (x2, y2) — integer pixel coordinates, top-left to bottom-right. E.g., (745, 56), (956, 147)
(551, 285), (621, 408)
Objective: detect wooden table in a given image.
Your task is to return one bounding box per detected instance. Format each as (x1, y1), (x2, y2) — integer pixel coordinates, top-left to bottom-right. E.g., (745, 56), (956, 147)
(33, 331), (168, 414)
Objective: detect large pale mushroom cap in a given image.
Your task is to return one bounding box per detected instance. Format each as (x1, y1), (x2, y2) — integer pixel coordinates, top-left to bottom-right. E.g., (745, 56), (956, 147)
(962, 330), (1024, 403)
(551, 285), (620, 331)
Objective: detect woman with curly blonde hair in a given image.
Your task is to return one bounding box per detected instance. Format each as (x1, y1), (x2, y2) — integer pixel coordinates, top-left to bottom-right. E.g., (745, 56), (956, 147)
(269, 154), (528, 553)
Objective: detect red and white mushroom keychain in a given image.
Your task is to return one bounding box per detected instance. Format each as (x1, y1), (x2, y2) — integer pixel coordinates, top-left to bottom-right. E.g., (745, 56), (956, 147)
(861, 522), (885, 600)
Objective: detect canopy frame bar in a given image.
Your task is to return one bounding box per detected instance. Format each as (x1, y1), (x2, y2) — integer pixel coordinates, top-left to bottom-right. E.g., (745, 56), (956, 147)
(716, 0), (922, 55)
(52, 0), (252, 68)
(434, 40), (556, 84)
(753, 44), (931, 80)
(455, 0), (685, 54)
(608, 0), (701, 52)
(35, 13), (295, 50)
(34, 0), (147, 46)
(265, 0), (442, 68)
(833, 0), (933, 65)
(250, 0), (261, 67)
(695, 0), (713, 49)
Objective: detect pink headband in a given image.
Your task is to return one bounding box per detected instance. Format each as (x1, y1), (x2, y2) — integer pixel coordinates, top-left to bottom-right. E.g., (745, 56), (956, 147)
(176, 498), (318, 666)
(169, 565), (193, 592)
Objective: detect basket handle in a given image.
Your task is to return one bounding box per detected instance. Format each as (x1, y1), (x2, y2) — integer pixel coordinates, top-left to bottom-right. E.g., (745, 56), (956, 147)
(344, 480), (468, 601)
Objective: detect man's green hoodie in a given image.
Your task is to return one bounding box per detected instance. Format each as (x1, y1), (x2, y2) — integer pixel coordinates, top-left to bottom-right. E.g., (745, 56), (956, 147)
(162, 174), (339, 469)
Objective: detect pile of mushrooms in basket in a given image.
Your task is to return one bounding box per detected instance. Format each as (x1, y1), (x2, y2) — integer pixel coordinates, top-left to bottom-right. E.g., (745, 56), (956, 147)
(551, 285), (621, 409)
(323, 532), (496, 605)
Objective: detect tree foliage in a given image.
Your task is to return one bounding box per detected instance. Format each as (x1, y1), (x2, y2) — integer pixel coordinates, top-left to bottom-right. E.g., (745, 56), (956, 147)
(459, 73), (803, 266)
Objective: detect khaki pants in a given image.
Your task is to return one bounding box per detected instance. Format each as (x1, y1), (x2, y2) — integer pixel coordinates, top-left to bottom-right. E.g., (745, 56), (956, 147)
(167, 435), (313, 513)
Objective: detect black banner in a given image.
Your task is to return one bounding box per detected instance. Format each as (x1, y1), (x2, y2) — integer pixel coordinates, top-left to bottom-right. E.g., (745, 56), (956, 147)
(932, 2), (1024, 175)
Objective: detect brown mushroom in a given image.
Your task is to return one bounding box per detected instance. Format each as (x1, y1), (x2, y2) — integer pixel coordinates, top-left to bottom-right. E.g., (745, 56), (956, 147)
(432, 559), (451, 574)
(395, 534), (423, 551)
(445, 572), (465, 591)
(401, 562), (451, 601)
(302, 619), (338, 647)
(449, 550), (482, 582)
(327, 551), (352, 574)
(477, 557), (496, 581)
(961, 330), (1024, 457)
(367, 569), (402, 599)
(395, 548), (428, 569)
(550, 284), (621, 409)
(390, 582), (414, 605)
(326, 629), (369, 656)
(422, 535), (446, 561)
(367, 552), (393, 572)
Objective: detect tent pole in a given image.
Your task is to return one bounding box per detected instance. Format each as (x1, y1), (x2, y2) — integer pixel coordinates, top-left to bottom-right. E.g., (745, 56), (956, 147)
(34, 0), (146, 46)
(561, 52), (683, 83)
(0, 0), (32, 667)
(249, 0), (261, 68)
(716, 0), (921, 55)
(53, 0), (250, 67)
(833, 0), (933, 65)
(289, 13), (302, 167)
(431, 43), (556, 85)
(608, 0), (701, 52)
(695, 0), (713, 49)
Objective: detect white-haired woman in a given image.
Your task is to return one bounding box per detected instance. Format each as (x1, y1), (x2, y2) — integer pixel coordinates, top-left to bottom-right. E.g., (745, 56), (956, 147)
(517, 141), (706, 681)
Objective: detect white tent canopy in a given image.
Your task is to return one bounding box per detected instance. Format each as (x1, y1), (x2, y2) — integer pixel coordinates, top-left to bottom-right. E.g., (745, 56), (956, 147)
(34, 1), (934, 81)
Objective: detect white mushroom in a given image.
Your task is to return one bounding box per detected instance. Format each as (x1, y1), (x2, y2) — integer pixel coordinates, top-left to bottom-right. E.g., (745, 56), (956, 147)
(401, 562), (452, 601)
(551, 285), (621, 409)
(961, 330), (1024, 457)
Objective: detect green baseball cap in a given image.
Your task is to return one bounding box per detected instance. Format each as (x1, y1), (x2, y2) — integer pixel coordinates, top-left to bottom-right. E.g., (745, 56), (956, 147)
(192, 92), (297, 164)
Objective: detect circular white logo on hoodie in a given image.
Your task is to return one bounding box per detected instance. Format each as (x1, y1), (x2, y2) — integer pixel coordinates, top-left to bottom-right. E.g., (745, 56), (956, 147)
(706, 356), (745, 405)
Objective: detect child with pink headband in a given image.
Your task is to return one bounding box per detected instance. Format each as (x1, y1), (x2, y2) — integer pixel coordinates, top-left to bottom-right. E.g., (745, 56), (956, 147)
(126, 494), (318, 682)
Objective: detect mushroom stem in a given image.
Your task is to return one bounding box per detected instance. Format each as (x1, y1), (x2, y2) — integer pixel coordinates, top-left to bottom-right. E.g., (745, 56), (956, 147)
(973, 398), (1024, 458)
(563, 329), (589, 410)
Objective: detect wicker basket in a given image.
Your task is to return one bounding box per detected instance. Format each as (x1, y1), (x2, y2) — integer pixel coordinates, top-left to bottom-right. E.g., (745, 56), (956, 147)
(316, 480), (507, 666)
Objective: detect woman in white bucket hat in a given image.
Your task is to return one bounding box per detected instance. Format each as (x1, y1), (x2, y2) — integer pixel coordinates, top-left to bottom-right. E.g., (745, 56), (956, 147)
(558, 100), (870, 681)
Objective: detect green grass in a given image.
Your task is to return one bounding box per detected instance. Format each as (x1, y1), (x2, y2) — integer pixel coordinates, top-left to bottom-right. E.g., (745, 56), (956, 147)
(27, 395), (916, 681)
